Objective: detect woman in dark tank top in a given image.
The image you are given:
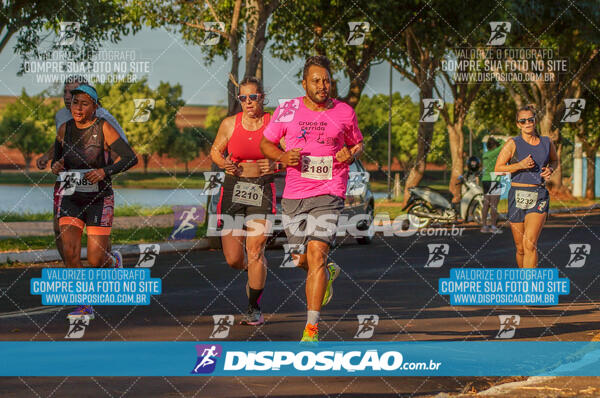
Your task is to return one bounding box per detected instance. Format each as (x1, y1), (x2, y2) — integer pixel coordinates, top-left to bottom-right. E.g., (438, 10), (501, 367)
(51, 84), (138, 319)
(62, 118), (113, 199)
(495, 105), (558, 268)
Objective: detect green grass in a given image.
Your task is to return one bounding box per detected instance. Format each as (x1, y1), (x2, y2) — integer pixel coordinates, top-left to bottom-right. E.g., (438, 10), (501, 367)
(374, 197), (406, 220)
(0, 205), (174, 222)
(548, 198), (598, 209)
(497, 198), (597, 213)
(0, 171), (206, 189)
(0, 172), (57, 186)
(111, 172), (206, 189)
(0, 224), (207, 253)
(374, 197), (597, 218)
(114, 205), (174, 217)
(0, 212), (52, 222)
(370, 179), (448, 193)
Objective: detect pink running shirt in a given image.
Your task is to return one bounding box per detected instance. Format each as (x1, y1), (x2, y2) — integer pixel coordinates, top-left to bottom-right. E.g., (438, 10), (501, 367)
(263, 97), (363, 199)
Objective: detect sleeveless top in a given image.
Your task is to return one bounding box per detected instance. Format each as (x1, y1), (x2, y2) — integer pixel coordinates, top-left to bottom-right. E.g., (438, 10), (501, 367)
(510, 134), (550, 185)
(63, 118), (113, 199)
(226, 112), (271, 163)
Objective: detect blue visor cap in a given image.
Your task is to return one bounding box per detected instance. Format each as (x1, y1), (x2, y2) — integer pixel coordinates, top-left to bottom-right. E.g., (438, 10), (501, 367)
(70, 84), (100, 105)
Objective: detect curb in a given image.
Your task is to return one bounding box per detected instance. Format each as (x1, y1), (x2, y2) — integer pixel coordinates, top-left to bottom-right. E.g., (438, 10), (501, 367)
(476, 376), (557, 396)
(0, 238), (211, 265)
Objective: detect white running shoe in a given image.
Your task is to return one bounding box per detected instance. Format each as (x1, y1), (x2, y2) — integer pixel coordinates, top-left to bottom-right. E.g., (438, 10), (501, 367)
(490, 225), (503, 234)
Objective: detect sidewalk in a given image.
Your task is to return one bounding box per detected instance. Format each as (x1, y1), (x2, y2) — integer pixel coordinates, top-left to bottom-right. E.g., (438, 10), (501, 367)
(431, 376), (600, 397)
(0, 214), (174, 238)
(0, 239), (210, 264)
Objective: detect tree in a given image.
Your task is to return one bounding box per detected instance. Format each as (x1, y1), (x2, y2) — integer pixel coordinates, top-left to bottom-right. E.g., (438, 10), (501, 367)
(356, 93), (448, 173)
(95, 77), (185, 173)
(384, 0), (501, 203)
(268, 0), (411, 107)
(5, 0), (137, 71)
(470, 84), (516, 136)
(562, 79), (600, 199)
(0, 90), (58, 171)
(169, 127), (215, 173)
(387, 16), (446, 205)
(433, 1), (497, 202)
(141, 0), (280, 116)
(203, 106), (228, 135)
(492, 0), (600, 191)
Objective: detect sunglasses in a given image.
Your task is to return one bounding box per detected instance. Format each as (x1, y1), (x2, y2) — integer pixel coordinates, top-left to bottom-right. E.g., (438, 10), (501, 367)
(517, 117), (535, 124)
(237, 94), (262, 102)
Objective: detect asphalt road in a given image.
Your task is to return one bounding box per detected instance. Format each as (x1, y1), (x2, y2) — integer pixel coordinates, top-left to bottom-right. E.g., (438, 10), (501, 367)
(2, 211), (600, 397)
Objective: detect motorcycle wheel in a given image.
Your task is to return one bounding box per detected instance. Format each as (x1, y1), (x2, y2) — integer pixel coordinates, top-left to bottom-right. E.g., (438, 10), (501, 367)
(356, 203), (375, 245)
(407, 202), (433, 228)
(468, 199), (483, 223)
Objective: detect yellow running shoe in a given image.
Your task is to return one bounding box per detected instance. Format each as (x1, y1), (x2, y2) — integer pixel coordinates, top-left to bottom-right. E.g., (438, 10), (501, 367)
(322, 262), (341, 306)
(301, 323), (319, 343)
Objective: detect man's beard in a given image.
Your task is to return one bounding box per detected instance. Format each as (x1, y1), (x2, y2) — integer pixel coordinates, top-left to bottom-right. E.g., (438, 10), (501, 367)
(308, 89), (329, 105)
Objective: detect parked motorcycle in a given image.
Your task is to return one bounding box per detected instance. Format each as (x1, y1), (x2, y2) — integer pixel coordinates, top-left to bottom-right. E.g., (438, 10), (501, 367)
(402, 158), (484, 228)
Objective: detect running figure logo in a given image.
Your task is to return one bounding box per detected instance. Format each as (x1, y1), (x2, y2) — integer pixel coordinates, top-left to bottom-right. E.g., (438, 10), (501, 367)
(420, 99), (444, 122)
(566, 243), (590, 268)
(191, 344), (223, 374)
(202, 22), (225, 45)
(58, 22), (80, 46)
(135, 243), (160, 268)
(487, 22), (511, 45)
(131, 99), (156, 123)
(58, 171), (80, 196)
(170, 206), (205, 240)
(561, 99), (586, 123)
(346, 22), (370, 45)
(496, 315), (520, 339)
(354, 314), (379, 339)
(65, 317), (89, 339)
(537, 200), (547, 212)
(425, 244), (449, 268)
(210, 315), (234, 339)
(280, 244), (306, 268)
(347, 172), (369, 196)
(274, 99), (300, 123)
(203, 171), (225, 195)
(297, 128), (309, 143)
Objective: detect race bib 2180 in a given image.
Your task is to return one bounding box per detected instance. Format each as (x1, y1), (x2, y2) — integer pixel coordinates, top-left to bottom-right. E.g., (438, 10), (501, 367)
(301, 156), (333, 180)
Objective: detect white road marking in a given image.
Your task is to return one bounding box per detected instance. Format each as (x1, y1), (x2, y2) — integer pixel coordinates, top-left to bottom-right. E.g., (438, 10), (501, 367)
(0, 306), (65, 319)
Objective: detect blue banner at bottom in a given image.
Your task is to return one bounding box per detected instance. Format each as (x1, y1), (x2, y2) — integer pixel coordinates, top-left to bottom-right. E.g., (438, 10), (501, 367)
(2, 342), (600, 376)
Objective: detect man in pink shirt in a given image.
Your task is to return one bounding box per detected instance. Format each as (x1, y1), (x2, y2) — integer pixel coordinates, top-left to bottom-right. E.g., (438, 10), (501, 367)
(260, 56), (363, 342)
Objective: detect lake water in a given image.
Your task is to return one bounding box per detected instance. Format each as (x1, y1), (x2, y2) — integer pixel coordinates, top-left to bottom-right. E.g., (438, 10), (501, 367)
(0, 184), (391, 214)
(0, 185), (208, 214)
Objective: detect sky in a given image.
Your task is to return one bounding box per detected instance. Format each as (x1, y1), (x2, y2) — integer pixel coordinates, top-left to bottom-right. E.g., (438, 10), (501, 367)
(0, 27), (421, 106)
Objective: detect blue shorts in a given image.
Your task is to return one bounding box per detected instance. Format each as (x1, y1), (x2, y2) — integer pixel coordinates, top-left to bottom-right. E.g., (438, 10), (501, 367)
(508, 185), (549, 223)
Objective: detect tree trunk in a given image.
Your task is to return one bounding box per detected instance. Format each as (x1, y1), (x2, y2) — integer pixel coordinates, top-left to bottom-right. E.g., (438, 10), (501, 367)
(403, 81), (435, 206)
(142, 154), (149, 174)
(228, 47), (241, 116)
(185, 161), (189, 174)
(585, 148), (596, 199)
(244, 0), (268, 80)
(256, 56), (263, 81)
(342, 51), (373, 108)
(226, 0), (243, 116)
(23, 153), (31, 172)
(447, 123), (464, 203)
(581, 124), (599, 199)
(538, 108), (563, 190)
